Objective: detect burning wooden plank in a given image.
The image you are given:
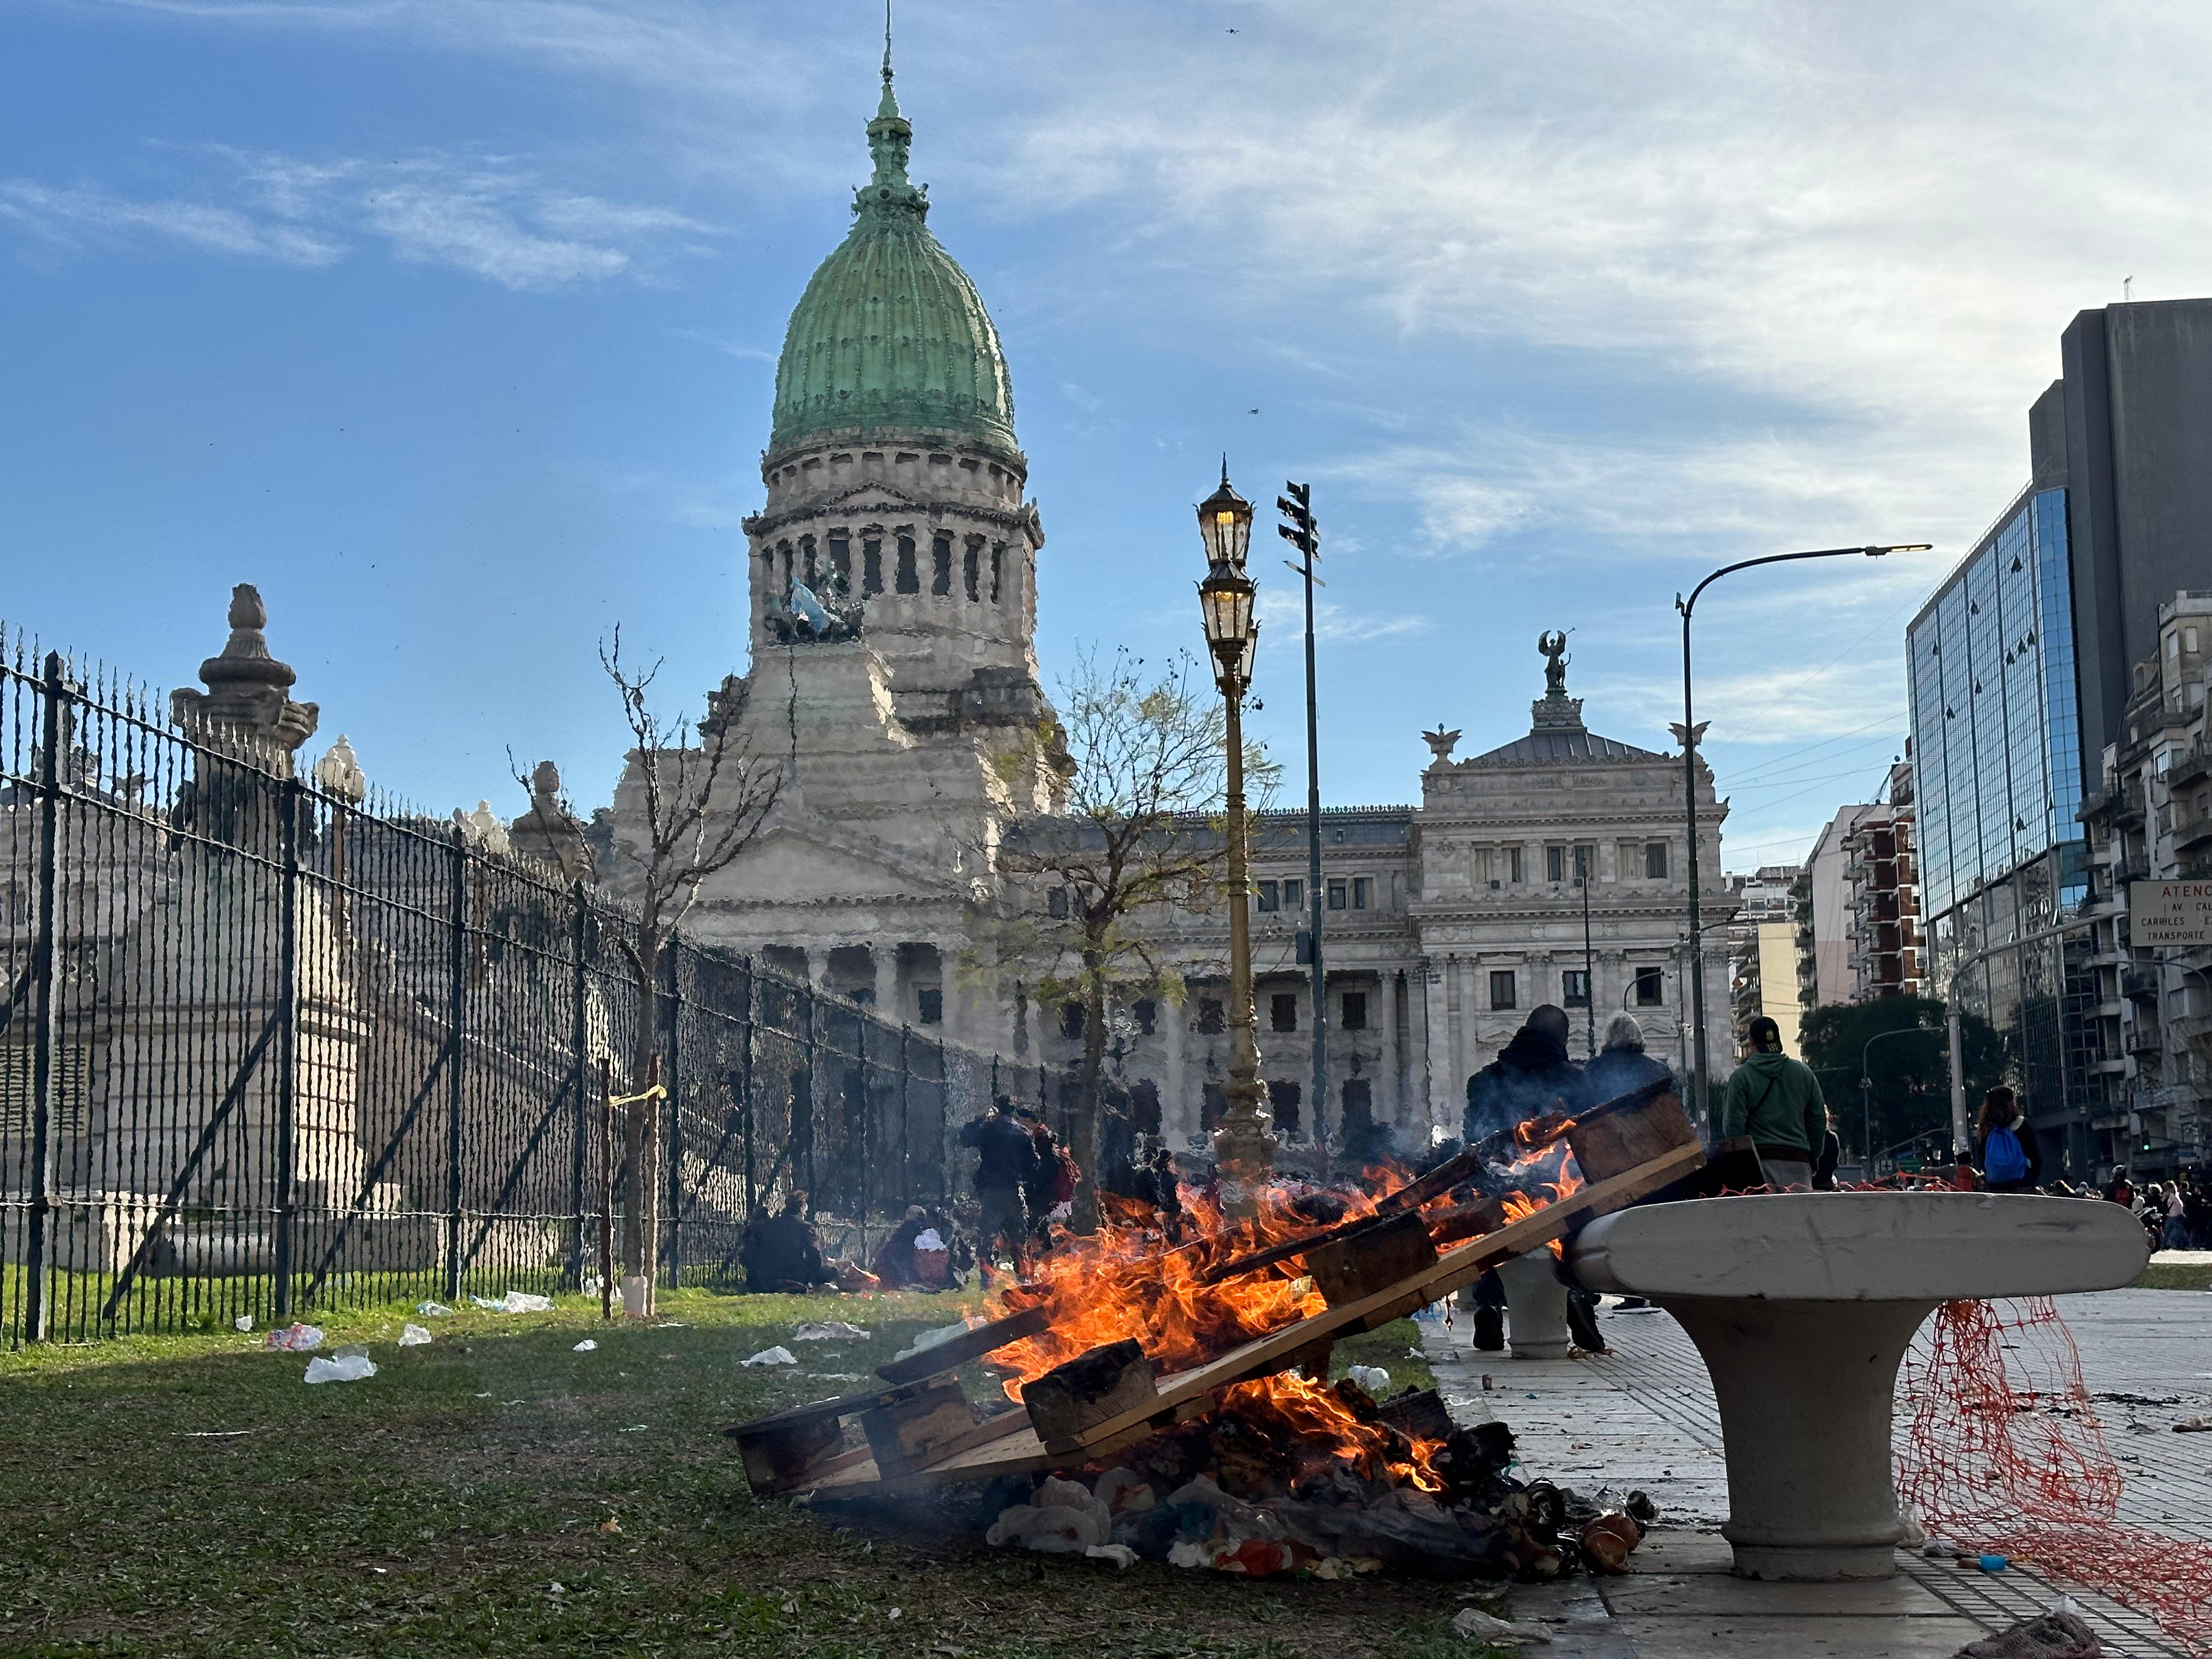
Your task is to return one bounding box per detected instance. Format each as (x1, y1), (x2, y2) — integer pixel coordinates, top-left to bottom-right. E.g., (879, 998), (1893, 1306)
(871, 1302), (1053, 1385)
(1302, 1211), (1438, 1308)
(1022, 1339), (1159, 1454)
(804, 1135), (1704, 1498)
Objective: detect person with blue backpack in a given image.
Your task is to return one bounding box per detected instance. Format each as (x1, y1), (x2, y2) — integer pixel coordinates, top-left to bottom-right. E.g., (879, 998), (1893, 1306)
(1974, 1085), (2041, 1193)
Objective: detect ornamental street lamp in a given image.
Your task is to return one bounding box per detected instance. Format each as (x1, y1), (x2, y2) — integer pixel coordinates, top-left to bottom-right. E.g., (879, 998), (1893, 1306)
(1675, 542), (1930, 1129)
(1196, 461), (1274, 1209)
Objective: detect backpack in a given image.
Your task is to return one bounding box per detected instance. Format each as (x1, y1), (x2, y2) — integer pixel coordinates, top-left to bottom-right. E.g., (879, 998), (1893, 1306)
(1984, 1124), (2029, 1185)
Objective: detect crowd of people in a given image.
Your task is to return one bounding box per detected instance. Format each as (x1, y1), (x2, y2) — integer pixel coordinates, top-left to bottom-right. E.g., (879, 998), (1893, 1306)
(731, 998), (2196, 1297)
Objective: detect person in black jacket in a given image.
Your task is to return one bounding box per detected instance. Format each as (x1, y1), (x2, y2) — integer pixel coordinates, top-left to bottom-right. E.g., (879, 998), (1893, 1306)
(1584, 1014), (1674, 1107)
(739, 1190), (835, 1292)
(1465, 1005), (1594, 1145)
(959, 1097), (1040, 1263)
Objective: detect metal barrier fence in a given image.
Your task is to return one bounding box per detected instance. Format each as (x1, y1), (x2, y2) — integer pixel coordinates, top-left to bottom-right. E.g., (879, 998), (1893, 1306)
(0, 629), (1073, 1344)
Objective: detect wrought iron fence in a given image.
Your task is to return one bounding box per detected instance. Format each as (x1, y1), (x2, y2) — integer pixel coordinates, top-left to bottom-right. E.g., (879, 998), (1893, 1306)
(0, 628), (1072, 1344)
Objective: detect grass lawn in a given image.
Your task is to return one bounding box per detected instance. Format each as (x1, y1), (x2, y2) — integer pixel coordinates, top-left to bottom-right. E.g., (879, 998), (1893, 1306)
(2139, 1262), (2212, 1291)
(0, 1288), (1505, 1658)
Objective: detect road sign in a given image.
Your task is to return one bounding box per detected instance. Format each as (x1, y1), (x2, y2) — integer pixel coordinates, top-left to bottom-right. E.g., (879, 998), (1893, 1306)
(2131, 879), (2212, 947)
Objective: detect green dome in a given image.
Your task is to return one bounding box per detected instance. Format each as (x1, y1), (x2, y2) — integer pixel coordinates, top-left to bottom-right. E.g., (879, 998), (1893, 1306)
(768, 69), (1017, 461)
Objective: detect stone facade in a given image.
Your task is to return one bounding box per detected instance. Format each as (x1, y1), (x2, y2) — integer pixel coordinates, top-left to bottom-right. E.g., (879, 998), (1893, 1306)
(601, 61), (1739, 1156)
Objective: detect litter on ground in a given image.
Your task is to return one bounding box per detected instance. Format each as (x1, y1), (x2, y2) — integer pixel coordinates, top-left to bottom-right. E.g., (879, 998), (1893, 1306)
(574, 1339), (599, 1352)
(470, 1291), (554, 1314)
(304, 1353), (376, 1385)
(792, 1321), (867, 1342)
(264, 1323), (324, 1352)
(398, 1323), (433, 1347)
(744, 1346), (799, 1367)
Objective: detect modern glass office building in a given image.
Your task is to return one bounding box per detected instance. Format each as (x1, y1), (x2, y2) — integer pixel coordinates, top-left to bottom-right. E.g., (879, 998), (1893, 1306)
(1908, 487), (2099, 1169)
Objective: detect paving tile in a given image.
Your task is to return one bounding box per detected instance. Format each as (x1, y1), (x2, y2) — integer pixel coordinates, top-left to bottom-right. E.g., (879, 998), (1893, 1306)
(1606, 1612), (1987, 1657)
(1599, 1570), (1962, 1617)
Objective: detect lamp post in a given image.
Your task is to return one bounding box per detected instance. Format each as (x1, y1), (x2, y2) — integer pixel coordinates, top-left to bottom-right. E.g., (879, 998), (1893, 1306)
(1675, 542), (1930, 1128)
(1196, 461), (1274, 1211)
(1857, 1024), (1939, 1177)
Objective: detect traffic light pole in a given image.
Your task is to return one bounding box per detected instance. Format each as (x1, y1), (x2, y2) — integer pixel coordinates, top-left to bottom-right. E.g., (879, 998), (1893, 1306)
(1280, 483), (1327, 1149)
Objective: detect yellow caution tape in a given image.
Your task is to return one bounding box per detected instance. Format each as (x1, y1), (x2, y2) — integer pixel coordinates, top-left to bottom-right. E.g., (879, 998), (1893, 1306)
(606, 1084), (669, 1108)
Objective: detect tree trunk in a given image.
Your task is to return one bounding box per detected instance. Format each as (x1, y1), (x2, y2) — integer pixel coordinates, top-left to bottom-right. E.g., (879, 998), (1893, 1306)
(623, 926), (661, 1318)
(1071, 949), (1108, 1232)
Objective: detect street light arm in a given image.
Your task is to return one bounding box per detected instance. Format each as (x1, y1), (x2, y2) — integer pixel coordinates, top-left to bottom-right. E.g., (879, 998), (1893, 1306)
(1678, 545), (1921, 623)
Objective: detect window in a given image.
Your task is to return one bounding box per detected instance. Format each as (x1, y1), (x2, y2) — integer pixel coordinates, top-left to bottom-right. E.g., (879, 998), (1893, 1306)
(801, 534), (818, 588)
(1489, 970), (1517, 1010)
(1282, 879), (1304, 911)
(963, 537), (981, 601)
(895, 533), (919, 594)
(862, 534), (884, 596)
(1563, 970), (1590, 1007)
(1047, 887), (1069, 919)
(990, 543), (1004, 603)
(828, 531), (851, 589)
(1060, 1001), (1086, 1040)
(1327, 879), (1347, 910)
(1546, 845), (1566, 884)
(1130, 1078), (1161, 1135)
(1341, 990), (1368, 1031)
(1271, 993), (1299, 1032)
(931, 532), (953, 595)
(1352, 876), (1373, 910)
(1271, 1081), (1302, 1139)
(1505, 847), (1522, 884)
(1574, 844), (1593, 882)
(1133, 998), (1157, 1036)
(1645, 842), (1669, 879)
(1634, 966), (1664, 1006)
(1197, 997), (1225, 1035)
(917, 987), (943, 1025)
(1256, 879), (1279, 912)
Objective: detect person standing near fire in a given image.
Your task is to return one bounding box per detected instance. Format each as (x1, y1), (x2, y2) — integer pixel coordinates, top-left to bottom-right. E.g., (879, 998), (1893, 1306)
(1720, 1015), (1827, 1190)
(1461, 1006), (1605, 1353)
(960, 1097), (1040, 1266)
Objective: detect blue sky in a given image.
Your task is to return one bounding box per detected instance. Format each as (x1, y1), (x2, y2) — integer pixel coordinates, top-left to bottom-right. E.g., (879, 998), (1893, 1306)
(4, 1), (2205, 870)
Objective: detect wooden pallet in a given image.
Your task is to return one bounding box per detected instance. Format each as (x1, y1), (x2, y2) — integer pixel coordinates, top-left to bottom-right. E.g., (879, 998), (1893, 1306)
(804, 1136), (1704, 1498)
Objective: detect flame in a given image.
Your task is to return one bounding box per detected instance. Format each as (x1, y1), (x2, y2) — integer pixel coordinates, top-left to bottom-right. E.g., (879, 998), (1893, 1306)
(1216, 1370), (1446, 1492)
(990, 1184), (1342, 1398)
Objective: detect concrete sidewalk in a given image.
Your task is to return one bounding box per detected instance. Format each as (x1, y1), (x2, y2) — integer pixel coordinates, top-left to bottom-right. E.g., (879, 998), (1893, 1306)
(1422, 1288), (2212, 1657)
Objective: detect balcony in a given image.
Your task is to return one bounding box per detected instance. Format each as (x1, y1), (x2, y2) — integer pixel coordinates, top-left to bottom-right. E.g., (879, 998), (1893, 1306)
(2171, 740), (2212, 790)
(2122, 966), (2160, 1002)
(2175, 810), (2212, 854)
(2117, 788), (2148, 830)
(2126, 1026), (2164, 1057)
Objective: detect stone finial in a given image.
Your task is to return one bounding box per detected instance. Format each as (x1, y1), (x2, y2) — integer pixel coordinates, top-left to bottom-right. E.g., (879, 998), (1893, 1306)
(510, 759), (594, 880)
(531, 760), (562, 806)
(171, 582), (319, 763)
(1421, 726), (1461, 767)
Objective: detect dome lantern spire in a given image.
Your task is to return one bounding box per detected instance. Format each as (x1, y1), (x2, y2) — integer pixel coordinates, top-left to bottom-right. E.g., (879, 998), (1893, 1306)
(864, 0), (918, 212)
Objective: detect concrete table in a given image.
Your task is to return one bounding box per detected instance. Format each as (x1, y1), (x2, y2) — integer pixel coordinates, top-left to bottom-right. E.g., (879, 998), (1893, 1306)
(1494, 1248), (1573, 1360)
(1568, 1193), (2147, 1582)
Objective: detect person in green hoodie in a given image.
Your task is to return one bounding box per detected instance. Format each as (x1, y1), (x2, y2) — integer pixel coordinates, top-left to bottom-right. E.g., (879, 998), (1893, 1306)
(1720, 1015), (1827, 1190)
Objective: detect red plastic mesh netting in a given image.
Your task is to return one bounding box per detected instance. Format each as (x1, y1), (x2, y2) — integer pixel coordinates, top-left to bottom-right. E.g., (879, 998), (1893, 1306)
(1896, 1296), (2212, 1654)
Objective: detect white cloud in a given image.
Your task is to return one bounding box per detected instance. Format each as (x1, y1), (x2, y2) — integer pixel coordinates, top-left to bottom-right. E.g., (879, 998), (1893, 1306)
(1257, 587), (1427, 645)
(1, 147), (713, 291)
(0, 179), (342, 264)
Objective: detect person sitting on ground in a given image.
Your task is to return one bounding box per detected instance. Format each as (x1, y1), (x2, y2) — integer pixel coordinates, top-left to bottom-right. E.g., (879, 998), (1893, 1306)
(1973, 1085), (2041, 1194)
(739, 1190), (836, 1293)
(1584, 1013), (1675, 1107)
(870, 1205), (956, 1291)
(1719, 1016), (1827, 1192)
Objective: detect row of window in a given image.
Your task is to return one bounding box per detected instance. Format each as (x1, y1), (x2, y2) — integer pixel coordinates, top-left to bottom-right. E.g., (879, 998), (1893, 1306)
(1056, 965), (1667, 1041)
(1485, 966), (1665, 1011)
(764, 528), (1011, 605)
(1255, 876), (1375, 912)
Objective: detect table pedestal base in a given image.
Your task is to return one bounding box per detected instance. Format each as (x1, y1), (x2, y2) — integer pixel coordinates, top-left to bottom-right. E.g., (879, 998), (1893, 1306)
(1660, 1296), (1938, 1581)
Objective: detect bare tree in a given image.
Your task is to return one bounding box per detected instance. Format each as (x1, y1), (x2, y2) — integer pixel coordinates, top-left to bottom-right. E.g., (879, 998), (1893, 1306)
(596, 629), (782, 1313)
(986, 647), (1277, 1228)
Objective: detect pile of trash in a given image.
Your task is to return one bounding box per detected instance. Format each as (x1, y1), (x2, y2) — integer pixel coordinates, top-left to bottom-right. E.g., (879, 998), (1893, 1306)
(983, 1373), (1651, 1580)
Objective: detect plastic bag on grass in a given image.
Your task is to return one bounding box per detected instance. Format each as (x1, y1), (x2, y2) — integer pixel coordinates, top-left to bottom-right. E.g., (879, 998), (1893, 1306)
(305, 1353), (377, 1384)
(470, 1290), (554, 1314)
(743, 1346), (799, 1367)
(793, 1321), (867, 1341)
(416, 1301), (454, 1318)
(398, 1323), (433, 1347)
(265, 1323), (324, 1352)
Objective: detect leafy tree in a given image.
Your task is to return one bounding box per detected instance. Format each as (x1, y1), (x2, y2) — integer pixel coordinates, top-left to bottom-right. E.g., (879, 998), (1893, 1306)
(984, 647), (1278, 1227)
(1799, 994), (2005, 1165)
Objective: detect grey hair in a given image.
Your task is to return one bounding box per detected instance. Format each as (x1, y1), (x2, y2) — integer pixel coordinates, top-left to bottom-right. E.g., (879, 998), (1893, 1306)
(1602, 1013), (1646, 1053)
